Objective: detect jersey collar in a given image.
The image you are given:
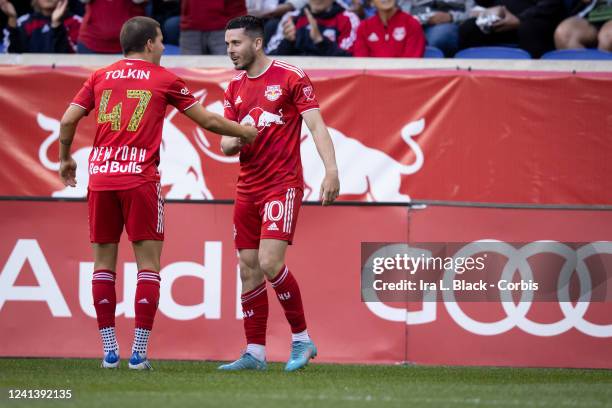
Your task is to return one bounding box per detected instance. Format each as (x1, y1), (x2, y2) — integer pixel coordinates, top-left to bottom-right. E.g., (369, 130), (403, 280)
(247, 59), (274, 79)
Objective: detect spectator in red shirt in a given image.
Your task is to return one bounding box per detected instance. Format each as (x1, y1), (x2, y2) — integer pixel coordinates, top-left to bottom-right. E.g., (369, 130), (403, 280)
(180, 0), (246, 55)
(77, 0), (146, 53)
(354, 0), (425, 57)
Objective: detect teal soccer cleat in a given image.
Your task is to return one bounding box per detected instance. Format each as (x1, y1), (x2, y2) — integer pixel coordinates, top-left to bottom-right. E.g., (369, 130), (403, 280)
(285, 340), (317, 372)
(128, 351), (153, 370)
(218, 353), (267, 371)
(101, 350), (120, 368)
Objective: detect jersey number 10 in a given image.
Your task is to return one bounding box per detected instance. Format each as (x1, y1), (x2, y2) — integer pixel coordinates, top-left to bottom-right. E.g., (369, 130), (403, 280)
(98, 89), (152, 132)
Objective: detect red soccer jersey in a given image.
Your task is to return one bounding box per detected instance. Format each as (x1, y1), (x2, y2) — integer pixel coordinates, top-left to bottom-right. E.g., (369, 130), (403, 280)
(180, 0), (246, 32)
(78, 1), (145, 53)
(71, 58), (197, 191)
(223, 60), (319, 199)
(353, 10), (425, 58)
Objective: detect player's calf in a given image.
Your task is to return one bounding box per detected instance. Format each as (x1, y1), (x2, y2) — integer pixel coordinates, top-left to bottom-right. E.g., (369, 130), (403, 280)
(93, 270), (120, 368)
(128, 270), (160, 370)
(269, 266), (309, 338)
(219, 281), (269, 371)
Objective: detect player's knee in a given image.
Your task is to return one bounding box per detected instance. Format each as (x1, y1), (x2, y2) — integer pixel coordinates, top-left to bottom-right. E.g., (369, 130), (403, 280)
(258, 255), (284, 279)
(239, 254), (258, 272)
(238, 257), (262, 280)
(239, 262), (258, 280)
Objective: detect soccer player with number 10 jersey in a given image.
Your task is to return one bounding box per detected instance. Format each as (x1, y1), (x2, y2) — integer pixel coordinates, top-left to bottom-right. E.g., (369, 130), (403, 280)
(218, 15), (340, 372)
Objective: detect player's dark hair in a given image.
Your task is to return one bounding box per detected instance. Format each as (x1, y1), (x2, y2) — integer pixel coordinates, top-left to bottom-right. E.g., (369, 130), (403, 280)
(225, 15), (265, 40)
(120, 16), (161, 55)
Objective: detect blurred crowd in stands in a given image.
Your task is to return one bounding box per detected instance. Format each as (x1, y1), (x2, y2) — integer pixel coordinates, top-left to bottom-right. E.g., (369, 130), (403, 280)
(1, 0), (610, 58)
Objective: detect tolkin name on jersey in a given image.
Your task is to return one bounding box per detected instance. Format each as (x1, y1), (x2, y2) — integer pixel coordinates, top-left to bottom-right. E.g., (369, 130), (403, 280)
(104, 69), (151, 80)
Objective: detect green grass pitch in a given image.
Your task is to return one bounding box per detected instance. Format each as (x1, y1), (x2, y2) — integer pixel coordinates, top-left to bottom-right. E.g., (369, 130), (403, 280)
(1, 358), (611, 408)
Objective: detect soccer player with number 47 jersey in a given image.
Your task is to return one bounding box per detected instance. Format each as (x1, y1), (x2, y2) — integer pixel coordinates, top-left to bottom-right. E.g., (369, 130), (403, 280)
(218, 16), (340, 372)
(58, 16), (257, 370)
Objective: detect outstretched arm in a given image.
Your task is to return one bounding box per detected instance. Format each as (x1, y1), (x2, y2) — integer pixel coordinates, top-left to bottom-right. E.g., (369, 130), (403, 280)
(184, 103), (257, 143)
(302, 109), (339, 205)
(58, 104), (87, 187)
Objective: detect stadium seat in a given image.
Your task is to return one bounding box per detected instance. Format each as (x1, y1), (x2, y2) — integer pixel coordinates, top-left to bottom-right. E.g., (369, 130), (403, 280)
(455, 46), (532, 59)
(540, 49), (612, 60)
(163, 44), (181, 55)
(424, 46), (444, 58)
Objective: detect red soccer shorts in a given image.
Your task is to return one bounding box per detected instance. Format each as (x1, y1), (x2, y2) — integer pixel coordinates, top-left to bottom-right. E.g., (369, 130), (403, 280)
(233, 187), (303, 250)
(87, 182), (164, 243)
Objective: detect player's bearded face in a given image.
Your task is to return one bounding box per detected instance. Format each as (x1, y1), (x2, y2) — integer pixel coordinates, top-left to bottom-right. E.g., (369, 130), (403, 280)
(237, 42), (256, 70)
(226, 29), (257, 71)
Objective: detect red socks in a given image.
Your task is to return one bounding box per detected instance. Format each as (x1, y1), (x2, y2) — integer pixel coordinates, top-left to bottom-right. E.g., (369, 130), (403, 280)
(270, 266), (307, 334)
(134, 270), (161, 330)
(92, 269), (116, 329)
(241, 281), (269, 345)
(240, 265), (308, 348)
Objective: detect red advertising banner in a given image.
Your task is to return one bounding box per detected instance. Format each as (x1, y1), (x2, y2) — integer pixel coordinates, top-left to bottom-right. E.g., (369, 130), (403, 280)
(0, 200), (409, 364)
(0, 66), (610, 204)
(405, 205), (612, 368)
(1, 200), (611, 368)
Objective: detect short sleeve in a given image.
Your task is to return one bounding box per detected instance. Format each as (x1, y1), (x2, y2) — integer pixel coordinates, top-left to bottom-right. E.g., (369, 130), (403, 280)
(223, 85), (238, 122)
(166, 77), (198, 112)
(290, 74), (319, 115)
(71, 73), (95, 113)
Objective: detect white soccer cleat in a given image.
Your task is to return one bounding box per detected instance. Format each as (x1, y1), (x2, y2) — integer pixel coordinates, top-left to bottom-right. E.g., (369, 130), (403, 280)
(128, 351), (153, 370)
(101, 350), (120, 369)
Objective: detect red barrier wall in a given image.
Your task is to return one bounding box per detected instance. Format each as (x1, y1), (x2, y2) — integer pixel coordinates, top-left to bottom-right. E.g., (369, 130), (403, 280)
(1, 200), (611, 368)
